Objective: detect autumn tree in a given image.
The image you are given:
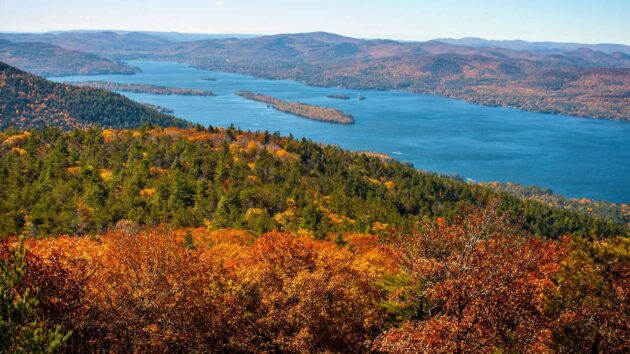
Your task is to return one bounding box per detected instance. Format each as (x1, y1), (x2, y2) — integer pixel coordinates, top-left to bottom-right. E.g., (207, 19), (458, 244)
(235, 231), (388, 352)
(545, 236), (630, 353)
(376, 206), (565, 353)
(0, 238), (71, 353)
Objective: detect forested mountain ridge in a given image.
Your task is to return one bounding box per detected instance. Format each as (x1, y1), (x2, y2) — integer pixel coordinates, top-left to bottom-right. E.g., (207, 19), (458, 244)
(0, 62), (190, 130)
(6, 30), (629, 120)
(0, 125), (626, 239)
(171, 33), (630, 121)
(0, 40), (139, 77)
(2, 31), (630, 120)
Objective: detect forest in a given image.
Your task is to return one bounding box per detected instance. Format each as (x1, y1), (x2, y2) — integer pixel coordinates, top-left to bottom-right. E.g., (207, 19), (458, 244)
(0, 126), (628, 352)
(2, 205), (628, 352)
(0, 62), (189, 130)
(0, 126), (626, 239)
(236, 91), (355, 124)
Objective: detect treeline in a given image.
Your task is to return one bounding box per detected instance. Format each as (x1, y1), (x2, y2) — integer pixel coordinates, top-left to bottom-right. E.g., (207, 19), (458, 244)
(482, 181), (630, 226)
(0, 62), (190, 130)
(0, 126), (625, 239)
(236, 91), (355, 124)
(69, 81), (216, 96)
(2, 207), (628, 352)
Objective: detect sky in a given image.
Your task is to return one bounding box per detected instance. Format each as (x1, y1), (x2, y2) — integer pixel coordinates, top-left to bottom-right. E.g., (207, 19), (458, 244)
(1, 0), (629, 44)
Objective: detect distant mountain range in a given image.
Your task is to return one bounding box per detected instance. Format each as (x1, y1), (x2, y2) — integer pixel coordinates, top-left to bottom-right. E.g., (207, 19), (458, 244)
(1, 30), (629, 120)
(435, 37), (630, 55)
(0, 62), (189, 130)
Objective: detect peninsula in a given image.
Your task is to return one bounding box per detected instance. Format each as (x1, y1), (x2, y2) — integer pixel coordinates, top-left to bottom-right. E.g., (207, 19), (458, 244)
(68, 81), (216, 96)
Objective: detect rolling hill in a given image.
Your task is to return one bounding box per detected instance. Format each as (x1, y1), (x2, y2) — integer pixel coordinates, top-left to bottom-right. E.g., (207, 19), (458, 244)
(0, 39), (139, 77)
(0, 62), (189, 130)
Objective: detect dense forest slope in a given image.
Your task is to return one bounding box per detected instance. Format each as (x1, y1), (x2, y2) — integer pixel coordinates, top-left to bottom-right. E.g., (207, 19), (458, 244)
(0, 39), (139, 76)
(0, 129), (628, 352)
(0, 62), (189, 130)
(0, 126), (626, 239)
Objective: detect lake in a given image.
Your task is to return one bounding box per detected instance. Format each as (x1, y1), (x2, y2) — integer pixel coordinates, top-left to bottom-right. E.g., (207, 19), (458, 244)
(53, 61), (630, 204)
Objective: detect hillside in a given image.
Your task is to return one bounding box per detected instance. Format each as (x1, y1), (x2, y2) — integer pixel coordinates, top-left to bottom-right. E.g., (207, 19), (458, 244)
(0, 62), (189, 130)
(0, 40), (139, 77)
(0, 126), (625, 239)
(0, 31), (172, 59)
(1, 126), (628, 353)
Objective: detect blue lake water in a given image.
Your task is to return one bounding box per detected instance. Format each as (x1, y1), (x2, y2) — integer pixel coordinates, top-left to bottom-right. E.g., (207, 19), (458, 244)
(53, 61), (630, 203)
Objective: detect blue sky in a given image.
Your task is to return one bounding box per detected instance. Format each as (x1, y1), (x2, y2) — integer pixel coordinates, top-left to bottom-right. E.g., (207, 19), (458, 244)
(1, 0), (629, 44)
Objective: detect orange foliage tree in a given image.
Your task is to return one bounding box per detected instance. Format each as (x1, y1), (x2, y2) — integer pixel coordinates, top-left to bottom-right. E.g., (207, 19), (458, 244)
(375, 206), (566, 353)
(24, 227), (390, 353)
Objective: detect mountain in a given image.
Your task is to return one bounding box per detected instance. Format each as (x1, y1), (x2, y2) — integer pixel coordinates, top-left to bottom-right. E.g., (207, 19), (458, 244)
(0, 40), (139, 77)
(137, 31), (261, 42)
(2, 31), (630, 120)
(436, 37), (630, 55)
(0, 31), (172, 59)
(0, 62), (189, 130)
(161, 32), (630, 120)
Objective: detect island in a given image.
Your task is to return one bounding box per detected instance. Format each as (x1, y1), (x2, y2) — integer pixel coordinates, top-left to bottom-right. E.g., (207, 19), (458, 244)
(327, 94), (351, 100)
(68, 81), (216, 96)
(235, 91), (354, 124)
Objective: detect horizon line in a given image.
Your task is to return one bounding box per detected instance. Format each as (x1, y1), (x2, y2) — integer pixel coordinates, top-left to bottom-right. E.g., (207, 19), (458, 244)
(1, 28), (629, 46)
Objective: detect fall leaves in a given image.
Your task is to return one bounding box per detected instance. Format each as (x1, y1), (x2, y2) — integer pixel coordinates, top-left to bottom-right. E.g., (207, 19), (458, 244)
(376, 207), (566, 353)
(18, 226), (391, 352)
(4, 205), (627, 353)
